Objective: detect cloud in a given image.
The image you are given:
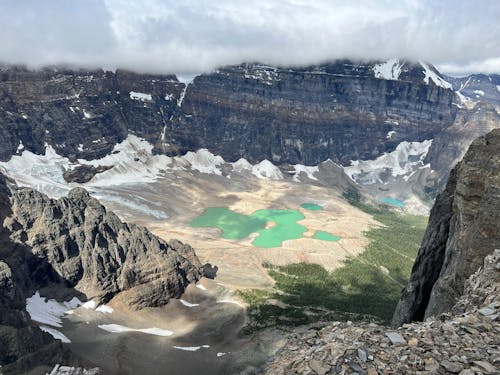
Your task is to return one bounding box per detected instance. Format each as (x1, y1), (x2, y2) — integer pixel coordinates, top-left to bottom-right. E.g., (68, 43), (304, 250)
(0, 0), (499, 75)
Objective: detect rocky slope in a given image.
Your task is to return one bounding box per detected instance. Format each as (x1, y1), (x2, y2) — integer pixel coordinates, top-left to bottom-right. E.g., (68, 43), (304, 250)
(264, 249), (499, 375)
(393, 128), (500, 325)
(0, 174), (209, 373)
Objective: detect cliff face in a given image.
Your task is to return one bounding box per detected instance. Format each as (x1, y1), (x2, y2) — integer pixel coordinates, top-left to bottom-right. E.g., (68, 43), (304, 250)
(0, 61), (457, 167)
(0, 175), (78, 374)
(392, 128), (500, 326)
(175, 62), (456, 165)
(0, 175), (207, 373)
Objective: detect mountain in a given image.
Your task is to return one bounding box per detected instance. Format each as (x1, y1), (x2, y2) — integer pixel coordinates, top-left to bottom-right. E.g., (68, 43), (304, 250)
(393, 128), (500, 325)
(0, 60), (456, 165)
(0, 174), (210, 373)
(1, 59), (498, 215)
(446, 73), (500, 106)
(263, 128), (500, 374)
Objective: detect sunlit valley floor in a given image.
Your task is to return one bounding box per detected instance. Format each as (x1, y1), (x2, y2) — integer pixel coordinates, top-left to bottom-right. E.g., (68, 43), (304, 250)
(3, 148), (429, 373)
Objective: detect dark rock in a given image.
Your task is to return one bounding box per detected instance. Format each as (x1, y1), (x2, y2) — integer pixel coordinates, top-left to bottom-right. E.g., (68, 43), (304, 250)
(63, 165), (112, 183)
(200, 263), (218, 279)
(393, 129), (500, 326)
(8, 186), (203, 309)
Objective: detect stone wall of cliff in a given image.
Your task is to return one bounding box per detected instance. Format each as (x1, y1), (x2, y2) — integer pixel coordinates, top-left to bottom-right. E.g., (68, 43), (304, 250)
(392, 128), (500, 326)
(0, 61), (458, 167)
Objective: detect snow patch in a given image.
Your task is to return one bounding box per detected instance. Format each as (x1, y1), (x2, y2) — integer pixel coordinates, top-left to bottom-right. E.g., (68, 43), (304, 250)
(98, 324), (173, 336)
(39, 325), (71, 343)
(386, 131), (396, 139)
(177, 84), (188, 107)
(173, 345), (210, 352)
(372, 59), (403, 80)
(180, 299), (200, 307)
(196, 284), (207, 291)
(82, 109), (93, 119)
(129, 91), (152, 101)
(17, 140), (24, 152)
(26, 291), (81, 328)
(244, 66), (279, 85)
(251, 160), (283, 180)
(95, 305), (114, 314)
(292, 164), (318, 182)
(455, 91), (477, 109)
(420, 62), (452, 89)
(82, 300), (97, 309)
(217, 352), (227, 357)
(497, 85), (500, 93)
(473, 89), (485, 97)
(344, 140), (432, 185)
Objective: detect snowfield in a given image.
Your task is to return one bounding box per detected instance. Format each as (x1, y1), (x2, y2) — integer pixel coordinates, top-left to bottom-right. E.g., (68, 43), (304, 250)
(373, 59), (404, 80)
(344, 140), (432, 184)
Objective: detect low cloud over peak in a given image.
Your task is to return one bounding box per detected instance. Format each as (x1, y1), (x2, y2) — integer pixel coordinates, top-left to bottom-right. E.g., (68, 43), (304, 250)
(0, 0), (499, 75)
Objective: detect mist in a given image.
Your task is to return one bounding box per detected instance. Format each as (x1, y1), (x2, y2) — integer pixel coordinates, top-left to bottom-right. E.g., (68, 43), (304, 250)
(0, 0), (499, 75)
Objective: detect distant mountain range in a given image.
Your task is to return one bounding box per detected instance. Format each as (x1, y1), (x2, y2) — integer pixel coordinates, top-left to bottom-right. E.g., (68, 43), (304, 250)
(0, 59), (498, 205)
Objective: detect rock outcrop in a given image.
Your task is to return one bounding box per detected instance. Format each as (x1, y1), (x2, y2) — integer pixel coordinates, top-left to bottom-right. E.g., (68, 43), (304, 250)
(393, 128), (500, 325)
(0, 174), (80, 374)
(6, 186), (203, 309)
(264, 249), (500, 375)
(0, 175), (210, 373)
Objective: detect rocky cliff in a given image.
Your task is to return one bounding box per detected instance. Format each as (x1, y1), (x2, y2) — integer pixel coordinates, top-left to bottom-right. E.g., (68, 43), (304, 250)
(0, 60), (458, 166)
(393, 128), (500, 325)
(0, 175), (209, 373)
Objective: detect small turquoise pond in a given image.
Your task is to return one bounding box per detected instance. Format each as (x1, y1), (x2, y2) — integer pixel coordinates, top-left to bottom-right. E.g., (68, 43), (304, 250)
(382, 197), (405, 207)
(301, 203), (323, 211)
(313, 231), (340, 242)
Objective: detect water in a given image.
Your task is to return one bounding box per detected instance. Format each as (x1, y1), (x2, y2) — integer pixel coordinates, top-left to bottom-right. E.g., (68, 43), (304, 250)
(190, 207), (266, 239)
(313, 231), (340, 242)
(190, 207), (341, 248)
(251, 209), (307, 248)
(382, 197), (405, 207)
(300, 203), (323, 211)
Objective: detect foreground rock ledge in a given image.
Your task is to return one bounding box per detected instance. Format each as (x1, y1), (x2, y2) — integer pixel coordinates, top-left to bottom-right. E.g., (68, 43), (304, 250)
(264, 249), (499, 375)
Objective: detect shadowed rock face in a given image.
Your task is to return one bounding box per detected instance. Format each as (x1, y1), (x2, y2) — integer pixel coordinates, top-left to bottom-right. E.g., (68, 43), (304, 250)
(0, 174), (79, 374)
(392, 128), (500, 326)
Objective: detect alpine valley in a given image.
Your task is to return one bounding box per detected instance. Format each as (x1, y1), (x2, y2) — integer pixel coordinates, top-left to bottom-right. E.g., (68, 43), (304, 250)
(0, 59), (499, 374)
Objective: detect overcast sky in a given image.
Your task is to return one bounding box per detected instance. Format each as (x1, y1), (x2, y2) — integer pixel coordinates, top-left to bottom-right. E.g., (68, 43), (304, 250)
(0, 0), (499, 75)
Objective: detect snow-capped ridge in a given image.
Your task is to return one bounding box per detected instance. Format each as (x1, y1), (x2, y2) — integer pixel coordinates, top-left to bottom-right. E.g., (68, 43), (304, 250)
(420, 62), (452, 89)
(344, 140), (432, 185)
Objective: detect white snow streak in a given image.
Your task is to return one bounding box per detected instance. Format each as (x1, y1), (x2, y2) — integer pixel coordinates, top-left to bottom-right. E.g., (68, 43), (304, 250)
(98, 324), (173, 336)
(372, 58), (403, 80)
(420, 62), (452, 89)
(129, 91), (152, 101)
(173, 345), (210, 352)
(180, 299), (200, 307)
